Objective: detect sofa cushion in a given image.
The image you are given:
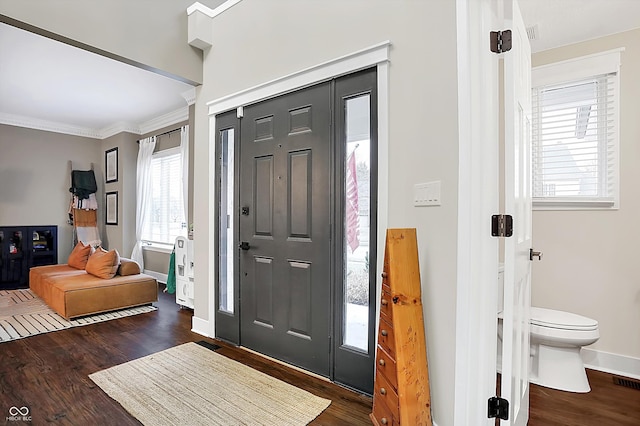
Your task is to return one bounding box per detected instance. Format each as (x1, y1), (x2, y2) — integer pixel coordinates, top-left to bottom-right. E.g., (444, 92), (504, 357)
(118, 258), (141, 276)
(86, 248), (120, 279)
(68, 241), (94, 270)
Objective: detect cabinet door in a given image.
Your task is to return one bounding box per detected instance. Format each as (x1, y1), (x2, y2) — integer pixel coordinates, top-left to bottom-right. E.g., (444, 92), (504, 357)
(28, 226), (58, 266)
(0, 227), (29, 288)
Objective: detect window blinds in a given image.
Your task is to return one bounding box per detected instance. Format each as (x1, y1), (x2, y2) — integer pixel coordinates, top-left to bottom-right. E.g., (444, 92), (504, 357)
(532, 72), (617, 205)
(143, 151), (186, 244)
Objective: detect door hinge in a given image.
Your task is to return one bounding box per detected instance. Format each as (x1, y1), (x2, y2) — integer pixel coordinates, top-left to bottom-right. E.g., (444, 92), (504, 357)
(491, 214), (513, 238)
(488, 396), (509, 420)
(490, 29), (512, 53)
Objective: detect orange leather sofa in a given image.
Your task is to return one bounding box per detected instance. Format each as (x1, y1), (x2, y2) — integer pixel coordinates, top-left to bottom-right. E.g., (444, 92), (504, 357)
(29, 259), (158, 320)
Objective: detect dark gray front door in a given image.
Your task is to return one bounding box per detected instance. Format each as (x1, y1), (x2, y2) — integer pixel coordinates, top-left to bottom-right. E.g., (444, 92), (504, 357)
(239, 83), (332, 376)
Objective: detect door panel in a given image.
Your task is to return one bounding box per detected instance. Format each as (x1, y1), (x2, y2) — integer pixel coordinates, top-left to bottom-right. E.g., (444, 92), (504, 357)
(333, 68), (378, 394)
(240, 82), (332, 376)
(214, 111), (240, 344)
(502, 0), (532, 424)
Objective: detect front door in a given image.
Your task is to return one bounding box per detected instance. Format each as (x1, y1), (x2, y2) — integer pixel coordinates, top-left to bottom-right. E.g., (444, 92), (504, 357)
(239, 83), (332, 376)
(501, 0), (532, 424)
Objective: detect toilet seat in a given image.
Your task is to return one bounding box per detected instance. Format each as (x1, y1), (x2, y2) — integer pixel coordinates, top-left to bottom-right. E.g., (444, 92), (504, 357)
(531, 307), (598, 331)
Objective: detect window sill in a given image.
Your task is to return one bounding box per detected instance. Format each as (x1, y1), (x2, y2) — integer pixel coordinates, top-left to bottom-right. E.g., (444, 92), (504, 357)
(533, 199), (618, 211)
(142, 242), (174, 254)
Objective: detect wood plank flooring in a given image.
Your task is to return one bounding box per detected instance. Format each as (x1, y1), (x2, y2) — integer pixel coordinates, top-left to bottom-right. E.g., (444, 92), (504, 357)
(0, 286), (638, 425)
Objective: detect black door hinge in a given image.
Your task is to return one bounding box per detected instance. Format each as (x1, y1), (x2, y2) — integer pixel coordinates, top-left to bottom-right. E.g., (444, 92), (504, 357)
(488, 396), (509, 420)
(490, 30), (512, 53)
(491, 214), (513, 238)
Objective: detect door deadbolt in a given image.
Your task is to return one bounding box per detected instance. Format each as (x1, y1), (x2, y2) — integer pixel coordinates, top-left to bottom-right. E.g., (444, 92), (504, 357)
(241, 206), (250, 216)
(239, 241), (250, 251)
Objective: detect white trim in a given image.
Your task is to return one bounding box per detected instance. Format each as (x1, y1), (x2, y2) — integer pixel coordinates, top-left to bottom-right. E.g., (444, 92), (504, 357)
(187, 0), (242, 18)
(206, 41), (391, 341)
(99, 121), (142, 139)
(207, 41), (391, 115)
(143, 269), (168, 284)
(0, 112), (103, 139)
(533, 199), (617, 210)
(532, 48), (624, 88)
(0, 106), (189, 140)
(191, 316), (211, 337)
(138, 107), (189, 135)
(582, 348), (640, 381)
(142, 242), (174, 253)
(181, 87), (197, 106)
(454, 1), (499, 425)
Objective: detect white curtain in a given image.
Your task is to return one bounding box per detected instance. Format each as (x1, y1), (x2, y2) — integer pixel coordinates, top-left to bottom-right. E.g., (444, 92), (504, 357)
(131, 136), (157, 269)
(180, 125), (189, 232)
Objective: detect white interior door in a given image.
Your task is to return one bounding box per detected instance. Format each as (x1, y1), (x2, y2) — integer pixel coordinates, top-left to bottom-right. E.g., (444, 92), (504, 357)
(502, 0), (532, 425)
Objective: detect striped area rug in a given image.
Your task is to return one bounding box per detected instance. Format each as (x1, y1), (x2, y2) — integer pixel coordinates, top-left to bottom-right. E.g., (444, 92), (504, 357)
(0, 289), (157, 343)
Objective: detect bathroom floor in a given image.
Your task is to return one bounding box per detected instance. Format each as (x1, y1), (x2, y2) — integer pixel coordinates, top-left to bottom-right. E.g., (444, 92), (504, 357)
(528, 368), (640, 425)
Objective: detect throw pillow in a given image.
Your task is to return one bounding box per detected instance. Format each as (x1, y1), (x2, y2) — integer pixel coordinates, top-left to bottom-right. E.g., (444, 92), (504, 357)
(118, 258), (141, 276)
(86, 247), (121, 279)
(68, 241), (94, 270)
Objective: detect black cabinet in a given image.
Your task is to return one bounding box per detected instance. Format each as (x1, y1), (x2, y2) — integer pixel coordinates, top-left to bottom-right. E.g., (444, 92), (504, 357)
(0, 226), (57, 290)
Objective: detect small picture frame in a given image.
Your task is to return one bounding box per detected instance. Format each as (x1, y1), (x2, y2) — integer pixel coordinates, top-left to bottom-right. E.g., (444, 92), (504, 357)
(105, 147), (118, 183)
(106, 191), (118, 225)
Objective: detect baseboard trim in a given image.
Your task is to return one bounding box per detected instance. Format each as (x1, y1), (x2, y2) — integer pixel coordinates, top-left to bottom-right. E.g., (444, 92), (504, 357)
(582, 348), (640, 380)
(191, 316), (210, 337)
(143, 270), (168, 284)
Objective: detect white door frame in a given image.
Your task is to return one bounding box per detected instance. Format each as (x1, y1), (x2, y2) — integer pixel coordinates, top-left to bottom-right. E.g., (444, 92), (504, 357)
(454, 0), (501, 425)
(205, 40), (391, 364)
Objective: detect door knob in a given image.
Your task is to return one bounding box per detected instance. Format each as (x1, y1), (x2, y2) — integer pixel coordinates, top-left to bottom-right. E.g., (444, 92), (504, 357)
(530, 249), (543, 261)
(239, 242), (250, 251)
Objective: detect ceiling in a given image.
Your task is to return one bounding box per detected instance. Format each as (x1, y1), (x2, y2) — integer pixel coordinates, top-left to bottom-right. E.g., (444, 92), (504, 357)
(0, 22), (195, 139)
(519, 0), (640, 53)
(0, 1), (639, 140)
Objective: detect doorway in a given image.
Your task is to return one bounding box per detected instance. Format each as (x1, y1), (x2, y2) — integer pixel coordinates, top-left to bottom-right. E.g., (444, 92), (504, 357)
(214, 68), (377, 394)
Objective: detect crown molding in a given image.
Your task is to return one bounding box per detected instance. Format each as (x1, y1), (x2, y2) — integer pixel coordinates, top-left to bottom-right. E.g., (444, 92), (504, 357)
(99, 121), (142, 139)
(181, 87), (196, 106)
(0, 106), (189, 140)
(187, 0), (242, 18)
(0, 112), (102, 139)
(138, 107), (189, 135)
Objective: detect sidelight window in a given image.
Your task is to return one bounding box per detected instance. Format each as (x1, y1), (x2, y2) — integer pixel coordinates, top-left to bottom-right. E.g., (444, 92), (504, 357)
(219, 128), (235, 314)
(343, 94), (372, 352)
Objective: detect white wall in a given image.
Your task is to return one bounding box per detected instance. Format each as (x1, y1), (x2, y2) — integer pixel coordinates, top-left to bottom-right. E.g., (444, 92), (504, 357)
(0, 0), (226, 84)
(532, 28), (640, 361)
(192, 1), (460, 424)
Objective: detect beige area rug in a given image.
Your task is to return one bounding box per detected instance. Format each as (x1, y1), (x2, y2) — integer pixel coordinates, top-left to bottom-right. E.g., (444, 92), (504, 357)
(89, 342), (332, 426)
(0, 289), (157, 343)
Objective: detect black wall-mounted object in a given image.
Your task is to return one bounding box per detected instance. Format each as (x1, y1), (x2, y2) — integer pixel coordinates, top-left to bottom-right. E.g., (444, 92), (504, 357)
(0, 225), (58, 290)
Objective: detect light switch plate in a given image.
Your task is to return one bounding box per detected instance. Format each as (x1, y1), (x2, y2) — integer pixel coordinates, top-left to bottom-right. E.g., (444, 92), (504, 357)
(414, 181), (441, 206)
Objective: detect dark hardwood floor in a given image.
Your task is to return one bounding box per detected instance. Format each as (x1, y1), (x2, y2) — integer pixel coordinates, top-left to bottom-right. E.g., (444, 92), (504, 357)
(1, 286), (638, 425)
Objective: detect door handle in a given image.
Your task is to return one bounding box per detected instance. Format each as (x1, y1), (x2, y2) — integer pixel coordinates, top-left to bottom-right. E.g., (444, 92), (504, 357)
(239, 242), (250, 251)
(530, 249), (543, 261)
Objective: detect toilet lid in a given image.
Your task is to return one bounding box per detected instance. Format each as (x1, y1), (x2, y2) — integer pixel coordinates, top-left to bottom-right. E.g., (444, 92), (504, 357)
(530, 307), (598, 330)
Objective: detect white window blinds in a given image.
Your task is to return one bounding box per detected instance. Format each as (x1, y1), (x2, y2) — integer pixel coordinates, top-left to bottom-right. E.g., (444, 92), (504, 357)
(532, 50), (621, 209)
(143, 149), (186, 244)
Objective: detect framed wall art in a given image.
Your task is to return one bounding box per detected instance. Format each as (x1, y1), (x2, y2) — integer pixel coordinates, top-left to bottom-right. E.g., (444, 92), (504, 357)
(105, 147), (118, 183)
(106, 191), (118, 225)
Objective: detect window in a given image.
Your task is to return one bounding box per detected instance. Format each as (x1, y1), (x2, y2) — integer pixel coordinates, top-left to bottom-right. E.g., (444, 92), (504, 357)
(142, 148), (186, 244)
(532, 49), (621, 209)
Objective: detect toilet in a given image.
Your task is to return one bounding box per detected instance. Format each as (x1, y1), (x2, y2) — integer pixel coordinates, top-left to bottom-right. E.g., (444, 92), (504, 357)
(497, 268), (600, 393)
